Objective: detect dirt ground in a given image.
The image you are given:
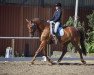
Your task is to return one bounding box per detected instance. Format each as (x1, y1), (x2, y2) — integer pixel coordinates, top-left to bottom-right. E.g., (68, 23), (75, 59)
(0, 60), (94, 75)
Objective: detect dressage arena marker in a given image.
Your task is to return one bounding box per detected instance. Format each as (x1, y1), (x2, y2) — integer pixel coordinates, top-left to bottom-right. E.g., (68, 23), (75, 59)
(0, 37), (51, 58)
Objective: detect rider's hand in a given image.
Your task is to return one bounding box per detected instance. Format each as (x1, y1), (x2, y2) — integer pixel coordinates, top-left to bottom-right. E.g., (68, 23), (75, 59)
(47, 20), (50, 23)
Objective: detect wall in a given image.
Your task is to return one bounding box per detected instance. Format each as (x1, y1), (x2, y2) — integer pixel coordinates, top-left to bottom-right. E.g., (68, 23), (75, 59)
(0, 4), (93, 56)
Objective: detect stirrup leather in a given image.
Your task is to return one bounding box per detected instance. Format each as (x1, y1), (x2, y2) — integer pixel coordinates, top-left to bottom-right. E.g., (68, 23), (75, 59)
(53, 35), (58, 44)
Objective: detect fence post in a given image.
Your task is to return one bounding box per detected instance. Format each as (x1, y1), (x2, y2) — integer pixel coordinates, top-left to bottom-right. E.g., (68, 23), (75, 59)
(11, 39), (15, 57)
(49, 44), (51, 56)
(47, 44), (51, 56)
(74, 0), (79, 27)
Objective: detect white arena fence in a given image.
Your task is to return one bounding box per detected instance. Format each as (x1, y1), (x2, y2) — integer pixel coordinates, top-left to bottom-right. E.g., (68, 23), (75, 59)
(0, 37), (51, 57)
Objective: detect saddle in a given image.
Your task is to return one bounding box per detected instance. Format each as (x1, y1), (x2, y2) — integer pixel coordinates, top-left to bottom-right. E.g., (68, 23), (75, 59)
(52, 23), (65, 36)
(49, 24), (67, 44)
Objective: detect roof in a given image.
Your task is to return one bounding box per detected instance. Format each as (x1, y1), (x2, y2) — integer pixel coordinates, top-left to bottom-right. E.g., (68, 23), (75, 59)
(0, 0), (94, 8)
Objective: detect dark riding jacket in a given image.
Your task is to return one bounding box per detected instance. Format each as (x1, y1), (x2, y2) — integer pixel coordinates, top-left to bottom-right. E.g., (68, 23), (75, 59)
(50, 9), (62, 22)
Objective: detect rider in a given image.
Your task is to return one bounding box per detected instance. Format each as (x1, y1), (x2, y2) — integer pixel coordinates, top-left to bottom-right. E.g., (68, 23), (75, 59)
(47, 3), (62, 44)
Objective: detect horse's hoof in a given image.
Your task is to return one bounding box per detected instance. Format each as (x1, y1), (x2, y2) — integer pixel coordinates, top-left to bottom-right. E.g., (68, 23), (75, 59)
(51, 61), (59, 65)
(57, 59), (61, 63)
(56, 62), (60, 65)
(82, 60), (86, 64)
(51, 63), (56, 65)
(50, 62), (55, 65)
(31, 61), (34, 65)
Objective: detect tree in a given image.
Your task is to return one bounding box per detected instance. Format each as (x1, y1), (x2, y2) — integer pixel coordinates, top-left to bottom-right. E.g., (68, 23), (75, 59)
(86, 11), (94, 53)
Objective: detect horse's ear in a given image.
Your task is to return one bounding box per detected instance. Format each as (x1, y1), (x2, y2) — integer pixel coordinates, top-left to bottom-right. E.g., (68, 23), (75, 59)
(26, 19), (29, 22)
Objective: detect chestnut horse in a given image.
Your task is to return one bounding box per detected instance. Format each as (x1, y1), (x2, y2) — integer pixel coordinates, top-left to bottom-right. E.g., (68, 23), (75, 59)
(26, 18), (87, 64)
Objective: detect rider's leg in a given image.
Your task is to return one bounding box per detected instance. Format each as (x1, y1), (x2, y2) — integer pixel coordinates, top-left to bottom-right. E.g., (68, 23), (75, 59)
(50, 21), (54, 35)
(54, 22), (60, 33)
(49, 21), (59, 44)
(52, 22), (60, 44)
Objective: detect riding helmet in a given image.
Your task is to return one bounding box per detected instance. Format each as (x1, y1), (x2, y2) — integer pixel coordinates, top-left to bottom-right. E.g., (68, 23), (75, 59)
(55, 3), (62, 7)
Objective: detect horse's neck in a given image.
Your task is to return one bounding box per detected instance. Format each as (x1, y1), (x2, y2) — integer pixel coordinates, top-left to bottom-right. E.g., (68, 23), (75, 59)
(36, 22), (45, 36)
(37, 23), (49, 37)
(37, 20), (46, 32)
(34, 18), (49, 36)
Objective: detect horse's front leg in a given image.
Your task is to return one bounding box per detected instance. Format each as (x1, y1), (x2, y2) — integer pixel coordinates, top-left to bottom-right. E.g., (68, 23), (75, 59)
(31, 40), (47, 64)
(42, 49), (54, 64)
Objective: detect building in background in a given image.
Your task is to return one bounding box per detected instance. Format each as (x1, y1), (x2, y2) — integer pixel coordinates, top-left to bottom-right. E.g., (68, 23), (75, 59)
(0, 0), (94, 56)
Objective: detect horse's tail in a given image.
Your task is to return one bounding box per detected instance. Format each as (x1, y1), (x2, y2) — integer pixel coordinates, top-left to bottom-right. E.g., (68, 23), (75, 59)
(78, 28), (87, 56)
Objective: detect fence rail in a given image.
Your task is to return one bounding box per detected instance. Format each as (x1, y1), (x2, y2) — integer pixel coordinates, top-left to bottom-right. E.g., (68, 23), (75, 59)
(0, 37), (39, 39)
(0, 37), (51, 57)
(0, 37), (40, 57)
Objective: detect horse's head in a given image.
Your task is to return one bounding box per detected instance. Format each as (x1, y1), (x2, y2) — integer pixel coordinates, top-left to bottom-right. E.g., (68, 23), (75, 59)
(26, 19), (37, 37)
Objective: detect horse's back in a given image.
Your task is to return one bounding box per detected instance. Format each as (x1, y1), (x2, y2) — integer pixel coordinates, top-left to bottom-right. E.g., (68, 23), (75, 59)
(63, 26), (80, 41)
(64, 26), (78, 34)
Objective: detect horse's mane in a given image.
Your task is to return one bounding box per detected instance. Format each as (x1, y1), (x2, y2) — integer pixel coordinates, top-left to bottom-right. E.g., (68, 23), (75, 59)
(32, 18), (49, 27)
(32, 18), (41, 24)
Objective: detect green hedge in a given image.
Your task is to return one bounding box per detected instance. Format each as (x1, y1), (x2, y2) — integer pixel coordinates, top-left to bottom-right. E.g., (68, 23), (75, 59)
(65, 11), (94, 53)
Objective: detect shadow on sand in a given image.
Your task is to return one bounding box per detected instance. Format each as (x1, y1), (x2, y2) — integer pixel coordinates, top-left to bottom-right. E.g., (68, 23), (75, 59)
(53, 62), (94, 66)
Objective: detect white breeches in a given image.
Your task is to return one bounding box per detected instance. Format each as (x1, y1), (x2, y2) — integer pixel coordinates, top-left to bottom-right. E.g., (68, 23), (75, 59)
(50, 21), (60, 35)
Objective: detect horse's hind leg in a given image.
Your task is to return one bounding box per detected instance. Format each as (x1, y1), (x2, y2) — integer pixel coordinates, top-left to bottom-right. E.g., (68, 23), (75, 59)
(57, 44), (68, 63)
(71, 41), (86, 64)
